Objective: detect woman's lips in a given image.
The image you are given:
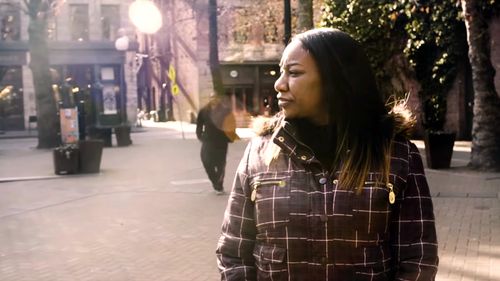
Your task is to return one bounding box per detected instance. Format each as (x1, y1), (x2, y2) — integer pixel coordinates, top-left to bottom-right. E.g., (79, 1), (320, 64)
(278, 98), (292, 108)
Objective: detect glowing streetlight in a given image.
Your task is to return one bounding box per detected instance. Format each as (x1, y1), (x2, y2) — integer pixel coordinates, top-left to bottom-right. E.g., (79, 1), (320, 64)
(114, 35), (129, 51)
(128, 0), (163, 34)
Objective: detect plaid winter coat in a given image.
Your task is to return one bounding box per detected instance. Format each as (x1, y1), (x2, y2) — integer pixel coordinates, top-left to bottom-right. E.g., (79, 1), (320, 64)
(216, 120), (439, 281)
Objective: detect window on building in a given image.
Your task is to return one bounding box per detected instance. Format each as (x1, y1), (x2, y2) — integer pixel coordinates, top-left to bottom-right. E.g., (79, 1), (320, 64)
(232, 8), (250, 44)
(263, 11), (278, 44)
(70, 4), (89, 41)
(47, 16), (57, 41)
(0, 4), (20, 41)
(101, 5), (120, 41)
(0, 66), (24, 130)
(57, 65), (95, 107)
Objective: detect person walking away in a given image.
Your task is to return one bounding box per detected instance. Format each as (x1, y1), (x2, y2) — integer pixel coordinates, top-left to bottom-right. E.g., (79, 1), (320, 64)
(196, 95), (239, 195)
(216, 28), (438, 280)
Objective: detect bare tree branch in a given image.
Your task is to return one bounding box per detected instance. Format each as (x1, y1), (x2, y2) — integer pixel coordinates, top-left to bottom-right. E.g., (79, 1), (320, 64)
(21, 0), (30, 13)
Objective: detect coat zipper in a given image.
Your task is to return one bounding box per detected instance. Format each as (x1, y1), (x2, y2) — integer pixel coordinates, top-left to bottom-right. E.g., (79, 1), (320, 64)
(363, 181), (396, 205)
(250, 180), (286, 202)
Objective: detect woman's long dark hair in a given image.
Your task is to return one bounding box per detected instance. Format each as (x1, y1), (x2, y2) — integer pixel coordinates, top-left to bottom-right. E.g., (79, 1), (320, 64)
(295, 28), (395, 190)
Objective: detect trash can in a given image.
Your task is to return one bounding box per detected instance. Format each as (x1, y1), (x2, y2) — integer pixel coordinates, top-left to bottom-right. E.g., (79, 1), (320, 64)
(53, 146), (79, 175)
(78, 139), (104, 173)
(89, 127), (112, 147)
(115, 125), (132, 147)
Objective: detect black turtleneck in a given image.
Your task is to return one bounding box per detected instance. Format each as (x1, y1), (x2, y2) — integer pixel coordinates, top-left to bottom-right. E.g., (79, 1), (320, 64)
(290, 118), (336, 170)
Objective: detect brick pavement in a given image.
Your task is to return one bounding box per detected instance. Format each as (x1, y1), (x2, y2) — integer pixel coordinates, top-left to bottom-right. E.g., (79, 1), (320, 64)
(0, 123), (499, 281)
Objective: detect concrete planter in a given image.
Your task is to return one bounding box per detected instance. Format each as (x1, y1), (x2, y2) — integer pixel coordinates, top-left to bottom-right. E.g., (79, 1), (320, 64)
(115, 126), (132, 147)
(424, 131), (456, 169)
(78, 140), (104, 173)
(53, 145), (79, 175)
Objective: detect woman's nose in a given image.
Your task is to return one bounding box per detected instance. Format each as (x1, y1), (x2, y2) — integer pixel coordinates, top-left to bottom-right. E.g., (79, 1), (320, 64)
(274, 74), (287, 93)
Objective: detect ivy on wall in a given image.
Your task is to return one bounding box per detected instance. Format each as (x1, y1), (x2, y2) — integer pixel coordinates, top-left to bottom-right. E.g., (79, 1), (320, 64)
(321, 1), (406, 96)
(403, 1), (465, 130)
(320, 0), (499, 130)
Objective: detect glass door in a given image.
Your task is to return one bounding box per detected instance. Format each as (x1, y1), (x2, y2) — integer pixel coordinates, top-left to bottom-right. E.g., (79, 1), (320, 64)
(224, 86), (254, 114)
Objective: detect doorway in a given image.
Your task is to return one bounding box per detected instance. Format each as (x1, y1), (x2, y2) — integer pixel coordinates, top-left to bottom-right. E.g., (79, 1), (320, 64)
(225, 86), (254, 114)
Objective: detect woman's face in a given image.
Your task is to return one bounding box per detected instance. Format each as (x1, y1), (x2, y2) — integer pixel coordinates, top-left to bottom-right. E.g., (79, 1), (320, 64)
(274, 40), (327, 125)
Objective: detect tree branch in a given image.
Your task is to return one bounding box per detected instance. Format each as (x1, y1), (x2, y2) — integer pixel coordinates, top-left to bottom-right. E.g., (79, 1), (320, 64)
(22, 0), (30, 13)
(3, 0), (29, 15)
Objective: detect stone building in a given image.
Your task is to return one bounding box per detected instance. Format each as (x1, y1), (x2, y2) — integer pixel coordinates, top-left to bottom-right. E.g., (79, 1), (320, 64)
(148, 0), (499, 139)
(144, 0), (325, 126)
(0, 0), (137, 131)
(2, 0), (499, 140)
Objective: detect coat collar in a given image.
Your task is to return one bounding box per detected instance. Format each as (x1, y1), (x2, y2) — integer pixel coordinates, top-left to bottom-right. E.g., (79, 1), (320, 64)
(271, 119), (321, 166)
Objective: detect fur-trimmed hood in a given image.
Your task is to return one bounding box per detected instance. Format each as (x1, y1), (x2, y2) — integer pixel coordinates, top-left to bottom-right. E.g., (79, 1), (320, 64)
(252, 104), (415, 139)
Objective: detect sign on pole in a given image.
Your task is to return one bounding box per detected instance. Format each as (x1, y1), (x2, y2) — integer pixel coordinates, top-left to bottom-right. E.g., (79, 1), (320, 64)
(168, 65), (176, 81)
(172, 84), (179, 96)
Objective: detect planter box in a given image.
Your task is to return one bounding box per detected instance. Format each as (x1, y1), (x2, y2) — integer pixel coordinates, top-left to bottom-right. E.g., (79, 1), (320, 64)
(115, 126), (132, 147)
(78, 140), (104, 173)
(53, 146), (79, 175)
(88, 127), (112, 147)
(424, 131), (456, 169)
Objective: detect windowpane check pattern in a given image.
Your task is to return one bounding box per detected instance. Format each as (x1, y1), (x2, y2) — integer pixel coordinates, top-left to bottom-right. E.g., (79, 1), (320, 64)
(216, 122), (438, 280)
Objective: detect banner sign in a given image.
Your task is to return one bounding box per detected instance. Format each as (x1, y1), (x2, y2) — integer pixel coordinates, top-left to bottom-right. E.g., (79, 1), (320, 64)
(60, 108), (79, 144)
(102, 85), (118, 115)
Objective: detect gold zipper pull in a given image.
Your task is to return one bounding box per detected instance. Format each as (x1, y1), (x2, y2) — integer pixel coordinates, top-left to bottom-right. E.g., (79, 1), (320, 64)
(250, 180), (285, 202)
(250, 182), (259, 202)
(387, 183), (395, 204)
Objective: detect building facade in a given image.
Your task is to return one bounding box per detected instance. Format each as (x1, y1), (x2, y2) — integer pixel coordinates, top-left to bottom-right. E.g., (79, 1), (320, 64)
(143, 0), (324, 126)
(0, 0), (137, 131)
(161, 0), (499, 139)
(2, 0), (498, 140)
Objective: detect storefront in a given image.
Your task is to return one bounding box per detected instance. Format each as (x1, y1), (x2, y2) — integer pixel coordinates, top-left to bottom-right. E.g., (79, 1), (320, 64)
(0, 41), (128, 132)
(0, 42), (27, 131)
(220, 62), (280, 117)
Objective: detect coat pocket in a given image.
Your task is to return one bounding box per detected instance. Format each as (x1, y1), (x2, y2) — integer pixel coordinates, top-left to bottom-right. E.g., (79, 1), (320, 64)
(253, 244), (288, 280)
(352, 180), (395, 237)
(250, 176), (290, 231)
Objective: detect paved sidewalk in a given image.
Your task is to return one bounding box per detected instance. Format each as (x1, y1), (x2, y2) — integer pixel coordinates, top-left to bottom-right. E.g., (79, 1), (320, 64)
(0, 122), (499, 281)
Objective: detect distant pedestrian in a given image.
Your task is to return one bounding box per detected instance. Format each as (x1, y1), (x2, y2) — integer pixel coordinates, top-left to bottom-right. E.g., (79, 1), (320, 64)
(196, 95), (239, 195)
(136, 109), (145, 127)
(216, 28), (438, 280)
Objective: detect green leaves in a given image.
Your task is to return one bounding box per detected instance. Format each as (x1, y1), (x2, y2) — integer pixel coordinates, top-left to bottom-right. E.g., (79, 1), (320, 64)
(321, 0), (407, 96)
(423, 93), (446, 131)
(320, 0), (470, 130)
(321, 0), (499, 104)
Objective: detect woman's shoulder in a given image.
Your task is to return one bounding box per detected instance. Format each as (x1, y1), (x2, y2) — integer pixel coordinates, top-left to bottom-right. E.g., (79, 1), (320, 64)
(391, 136), (425, 179)
(246, 133), (275, 156)
(392, 134), (421, 155)
(392, 134), (414, 155)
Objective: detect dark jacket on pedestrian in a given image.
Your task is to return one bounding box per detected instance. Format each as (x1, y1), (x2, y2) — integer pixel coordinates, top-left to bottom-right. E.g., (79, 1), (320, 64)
(216, 112), (439, 281)
(196, 102), (238, 146)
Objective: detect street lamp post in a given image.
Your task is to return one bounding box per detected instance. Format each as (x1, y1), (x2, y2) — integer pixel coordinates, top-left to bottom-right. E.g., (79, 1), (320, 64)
(113, 34), (133, 146)
(157, 0), (174, 122)
(127, 0), (165, 121)
(114, 33), (131, 123)
(284, 0), (291, 46)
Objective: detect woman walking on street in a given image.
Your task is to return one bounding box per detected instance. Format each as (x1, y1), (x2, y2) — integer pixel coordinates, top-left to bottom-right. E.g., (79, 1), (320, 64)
(197, 95), (239, 195)
(216, 28), (438, 280)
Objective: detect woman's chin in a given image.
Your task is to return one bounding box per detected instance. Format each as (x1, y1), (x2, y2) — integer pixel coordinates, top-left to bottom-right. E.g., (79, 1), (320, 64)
(281, 110), (295, 119)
